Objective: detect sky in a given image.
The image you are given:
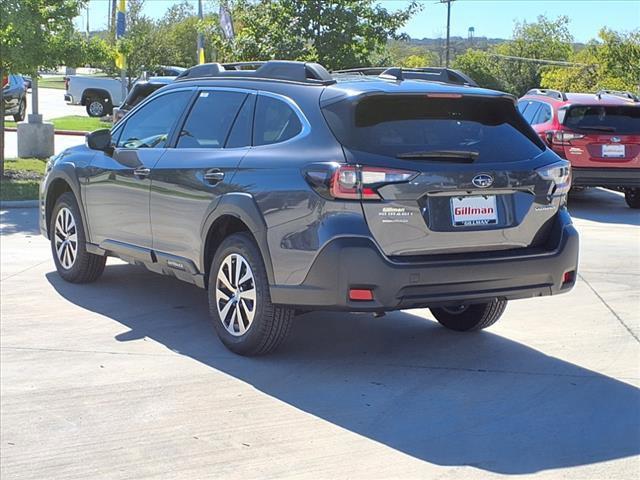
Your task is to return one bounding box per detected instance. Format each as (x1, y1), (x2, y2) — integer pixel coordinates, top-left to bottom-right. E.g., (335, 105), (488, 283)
(74, 0), (640, 43)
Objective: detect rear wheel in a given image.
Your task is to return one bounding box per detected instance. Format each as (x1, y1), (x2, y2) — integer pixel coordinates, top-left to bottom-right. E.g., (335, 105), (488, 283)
(431, 299), (507, 332)
(50, 192), (106, 283)
(85, 96), (111, 117)
(208, 233), (294, 356)
(13, 98), (26, 122)
(625, 188), (640, 209)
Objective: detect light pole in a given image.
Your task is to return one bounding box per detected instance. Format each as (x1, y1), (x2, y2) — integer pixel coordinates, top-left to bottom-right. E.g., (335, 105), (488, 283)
(197, 0), (205, 64)
(440, 0), (456, 67)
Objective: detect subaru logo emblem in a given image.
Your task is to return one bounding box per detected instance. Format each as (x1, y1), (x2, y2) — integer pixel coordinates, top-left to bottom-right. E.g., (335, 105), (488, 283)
(611, 136), (621, 143)
(472, 174), (494, 188)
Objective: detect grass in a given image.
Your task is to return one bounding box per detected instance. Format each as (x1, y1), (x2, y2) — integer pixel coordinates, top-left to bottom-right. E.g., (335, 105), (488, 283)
(1, 158), (46, 201)
(5, 115), (111, 131)
(37, 76), (66, 90)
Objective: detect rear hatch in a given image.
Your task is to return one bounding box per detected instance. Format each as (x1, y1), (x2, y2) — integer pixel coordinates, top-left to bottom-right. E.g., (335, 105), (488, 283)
(558, 104), (640, 168)
(322, 92), (567, 256)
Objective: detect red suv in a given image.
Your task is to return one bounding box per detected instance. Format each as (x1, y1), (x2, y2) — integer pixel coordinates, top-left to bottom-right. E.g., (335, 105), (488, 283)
(518, 89), (640, 208)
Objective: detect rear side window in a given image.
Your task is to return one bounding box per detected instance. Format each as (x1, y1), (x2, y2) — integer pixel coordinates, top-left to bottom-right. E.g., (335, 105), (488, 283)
(323, 95), (544, 162)
(253, 95), (302, 146)
(521, 101), (541, 124)
(177, 90), (247, 148)
(226, 94), (256, 148)
(564, 105), (640, 135)
(532, 103), (552, 124)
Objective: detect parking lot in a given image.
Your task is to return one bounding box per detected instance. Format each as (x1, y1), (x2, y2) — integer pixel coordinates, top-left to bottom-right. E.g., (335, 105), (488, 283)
(0, 188), (638, 479)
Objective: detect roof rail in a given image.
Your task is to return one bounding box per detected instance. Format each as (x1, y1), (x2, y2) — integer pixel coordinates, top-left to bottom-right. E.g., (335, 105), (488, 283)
(595, 89), (639, 102)
(175, 60), (336, 85)
(526, 88), (568, 101)
(333, 66), (478, 87)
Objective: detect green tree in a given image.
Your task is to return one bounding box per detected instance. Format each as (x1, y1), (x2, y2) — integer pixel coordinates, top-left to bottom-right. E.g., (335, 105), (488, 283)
(453, 49), (503, 90)
(0, 0), (86, 174)
(542, 28), (640, 93)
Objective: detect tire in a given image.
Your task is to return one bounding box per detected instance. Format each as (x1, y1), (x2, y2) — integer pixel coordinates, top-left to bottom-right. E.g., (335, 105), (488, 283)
(208, 233), (293, 356)
(85, 97), (110, 117)
(625, 188), (640, 209)
(431, 299), (507, 332)
(50, 192), (106, 283)
(13, 98), (26, 122)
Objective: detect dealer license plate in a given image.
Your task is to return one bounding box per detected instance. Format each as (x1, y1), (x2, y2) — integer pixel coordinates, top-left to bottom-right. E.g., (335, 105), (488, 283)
(602, 144), (625, 158)
(451, 195), (498, 227)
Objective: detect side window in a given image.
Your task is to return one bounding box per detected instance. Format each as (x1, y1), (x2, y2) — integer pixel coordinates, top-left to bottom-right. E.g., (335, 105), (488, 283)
(253, 95), (303, 146)
(521, 101), (541, 124)
(226, 94), (256, 148)
(177, 90), (247, 149)
(532, 103), (552, 125)
(118, 91), (191, 149)
(517, 101), (528, 114)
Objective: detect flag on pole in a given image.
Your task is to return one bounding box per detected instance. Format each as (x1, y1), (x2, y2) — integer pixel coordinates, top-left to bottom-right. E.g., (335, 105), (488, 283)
(219, 3), (234, 40)
(115, 0), (126, 69)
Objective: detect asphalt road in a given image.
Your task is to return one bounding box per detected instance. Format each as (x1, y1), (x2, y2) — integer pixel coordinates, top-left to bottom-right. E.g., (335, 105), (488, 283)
(26, 87), (86, 120)
(1, 188), (639, 479)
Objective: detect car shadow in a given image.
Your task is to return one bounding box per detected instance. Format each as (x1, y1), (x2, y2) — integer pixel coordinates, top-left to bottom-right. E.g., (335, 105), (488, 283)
(46, 264), (640, 475)
(568, 188), (639, 226)
(0, 207), (41, 236)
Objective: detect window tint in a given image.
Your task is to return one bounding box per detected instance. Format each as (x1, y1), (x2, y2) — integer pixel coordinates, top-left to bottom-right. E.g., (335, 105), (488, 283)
(177, 90), (247, 149)
(253, 95), (302, 146)
(118, 91), (191, 148)
(521, 101), (541, 124)
(564, 105), (640, 135)
(322, 95), (544, 163)
(517, 101), (528, 114)
(532, 103), (552, 125)
(226, 94), (256, 148)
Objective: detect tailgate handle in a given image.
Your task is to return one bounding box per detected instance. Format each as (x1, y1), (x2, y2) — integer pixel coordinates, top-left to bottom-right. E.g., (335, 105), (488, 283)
(204, 169), (225, 184)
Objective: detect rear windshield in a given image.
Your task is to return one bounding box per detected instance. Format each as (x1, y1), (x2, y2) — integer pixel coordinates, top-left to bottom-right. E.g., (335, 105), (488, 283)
(563, 105), (640, 135)
(322, 95), (545, 162)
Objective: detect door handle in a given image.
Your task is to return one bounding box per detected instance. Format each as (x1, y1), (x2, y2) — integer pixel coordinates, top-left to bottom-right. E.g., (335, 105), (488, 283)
(204, 169), (225, 184)
(133, 167), (150, 178)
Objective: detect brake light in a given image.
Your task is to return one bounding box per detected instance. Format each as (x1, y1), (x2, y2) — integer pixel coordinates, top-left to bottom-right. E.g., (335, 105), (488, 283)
(2, 75), (8, 89)
(547, 130), (585, 145)
(304, 163), (416, 201)
(64, 76), (69, 91)
(536, 160), (571, 197)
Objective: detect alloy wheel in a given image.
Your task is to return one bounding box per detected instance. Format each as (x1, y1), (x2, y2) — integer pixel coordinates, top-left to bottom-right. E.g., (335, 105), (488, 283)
(54, 207), (78, 269)
(88, 101), (103, 117)
(215, 253), (257, 336)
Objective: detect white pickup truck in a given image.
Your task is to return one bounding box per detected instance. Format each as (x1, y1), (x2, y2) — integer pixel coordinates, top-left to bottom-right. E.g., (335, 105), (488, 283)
(64, 66), (186, 117)
(64, 75), (125, 117)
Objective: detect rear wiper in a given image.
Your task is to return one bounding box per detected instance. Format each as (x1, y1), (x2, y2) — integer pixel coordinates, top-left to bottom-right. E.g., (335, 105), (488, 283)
(576, 125), (616, 132)
(396, 150), (479, 162)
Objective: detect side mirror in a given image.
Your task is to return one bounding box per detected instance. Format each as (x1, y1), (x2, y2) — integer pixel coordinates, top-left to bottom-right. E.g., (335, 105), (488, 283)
(86, 129), (113, 153)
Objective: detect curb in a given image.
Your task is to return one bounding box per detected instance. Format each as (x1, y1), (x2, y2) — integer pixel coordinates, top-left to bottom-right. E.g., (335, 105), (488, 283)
(4, 127), (88, 136)
(0, 200), (39, 209)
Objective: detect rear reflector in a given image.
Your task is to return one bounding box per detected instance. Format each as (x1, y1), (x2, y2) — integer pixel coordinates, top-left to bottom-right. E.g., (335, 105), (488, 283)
(349, 288), (374, 301)
(562, 270), (576, 284)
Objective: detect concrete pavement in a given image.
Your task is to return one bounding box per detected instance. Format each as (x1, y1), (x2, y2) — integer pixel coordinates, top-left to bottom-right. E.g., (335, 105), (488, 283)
(26, 87), (86, 121)
(3, 131), (84, 159)
(1, 188), (639, 479)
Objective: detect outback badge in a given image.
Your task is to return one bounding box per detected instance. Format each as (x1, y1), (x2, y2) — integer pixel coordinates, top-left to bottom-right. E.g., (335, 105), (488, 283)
(472, 174), (494, 188)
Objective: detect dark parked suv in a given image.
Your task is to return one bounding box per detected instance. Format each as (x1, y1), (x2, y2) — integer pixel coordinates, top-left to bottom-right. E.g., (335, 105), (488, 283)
(40, 61), (579, 355)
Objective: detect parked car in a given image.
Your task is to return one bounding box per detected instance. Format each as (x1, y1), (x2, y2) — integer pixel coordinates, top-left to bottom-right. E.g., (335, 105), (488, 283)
(64, 74), (124, 117)
(41, 61), (578, 356)
(112, 76), (176, 124)
(518, 89), (640, 208)
(150, 66), (186, 77)
(2, 74), (27, 122)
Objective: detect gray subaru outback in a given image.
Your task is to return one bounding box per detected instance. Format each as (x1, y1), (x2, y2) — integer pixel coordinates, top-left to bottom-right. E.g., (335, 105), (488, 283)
(40, 61), (579, 355)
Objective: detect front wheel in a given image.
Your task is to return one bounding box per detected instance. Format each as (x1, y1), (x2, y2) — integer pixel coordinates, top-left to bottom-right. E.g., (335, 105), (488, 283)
(208, 233), (294, 356)
(431, 299), (507, 332)
(50, 192), (106, 283)
(625, 188), (640, 209)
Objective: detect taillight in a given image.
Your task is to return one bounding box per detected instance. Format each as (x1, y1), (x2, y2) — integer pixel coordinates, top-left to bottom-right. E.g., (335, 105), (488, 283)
(536, 160), (571, 197)
(303, 163), (417, 201)
(2, 75), (8, 89)
(547, 130), (585, 145)
(64, 77), (69, 91)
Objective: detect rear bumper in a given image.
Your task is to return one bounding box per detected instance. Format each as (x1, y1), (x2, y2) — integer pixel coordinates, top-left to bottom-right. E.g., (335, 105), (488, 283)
(64, 93), (74, 104)
(572, 167), (640, 188)
(270, 209), (579, 311)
